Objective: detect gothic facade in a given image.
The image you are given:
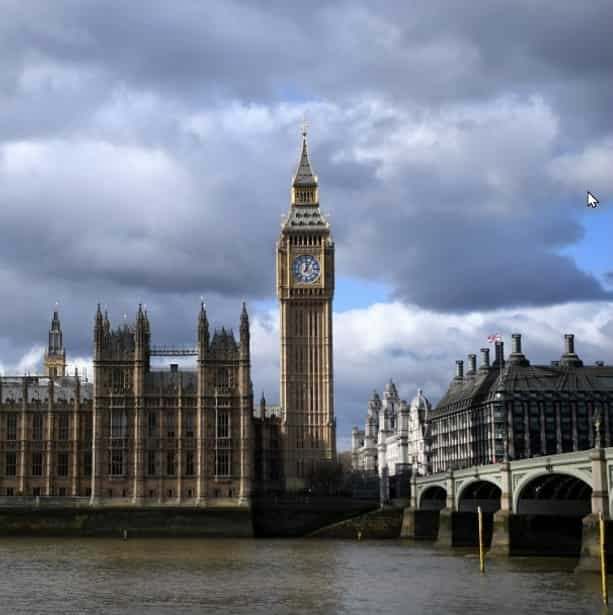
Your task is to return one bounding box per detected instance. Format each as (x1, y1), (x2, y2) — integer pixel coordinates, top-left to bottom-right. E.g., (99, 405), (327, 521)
(1, 311), (92, 498)
(351, 382), (432, 479)
(0, 370), (93, 498)
(0, 304), (254, 505)
(0, 130), (337, 503)
(89, 302), (253, 505)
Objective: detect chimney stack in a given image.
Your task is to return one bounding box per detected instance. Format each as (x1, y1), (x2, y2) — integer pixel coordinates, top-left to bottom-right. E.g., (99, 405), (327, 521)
(455, 360), (464, 381)
(467, 354), (477, 375)
(560, 333), (583, 367)
(509, 333), (530, 366)
(480, 348), (490, 370)
(493, 341), (505, 367)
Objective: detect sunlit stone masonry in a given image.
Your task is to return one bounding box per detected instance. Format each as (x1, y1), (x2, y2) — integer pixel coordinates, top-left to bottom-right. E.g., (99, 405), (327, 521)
(352, 382), (432, 499)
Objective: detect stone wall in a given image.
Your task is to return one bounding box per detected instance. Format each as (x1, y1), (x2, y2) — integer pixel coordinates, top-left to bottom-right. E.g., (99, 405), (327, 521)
(400, 508), (439, 540)
(0, 506), (253, 537)
(308, 506), (403, 539)
(252, 496), (378, 537)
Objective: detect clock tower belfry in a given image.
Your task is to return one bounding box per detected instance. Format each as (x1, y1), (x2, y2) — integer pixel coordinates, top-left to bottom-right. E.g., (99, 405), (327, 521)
(277, 128), (336, 491)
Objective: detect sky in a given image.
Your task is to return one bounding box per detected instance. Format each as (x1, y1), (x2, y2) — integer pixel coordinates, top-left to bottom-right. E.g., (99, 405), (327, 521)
(0, 1), (612, 450)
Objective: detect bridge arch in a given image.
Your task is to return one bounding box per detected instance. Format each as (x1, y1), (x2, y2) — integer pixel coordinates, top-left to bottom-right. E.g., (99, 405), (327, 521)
(513, 470), (592, 515)
(456, 479), (502, 512)
(419, 485), (447, 510)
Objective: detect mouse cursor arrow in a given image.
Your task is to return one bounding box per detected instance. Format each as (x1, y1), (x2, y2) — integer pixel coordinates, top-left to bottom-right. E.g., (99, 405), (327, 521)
(587, 191), (599, 208)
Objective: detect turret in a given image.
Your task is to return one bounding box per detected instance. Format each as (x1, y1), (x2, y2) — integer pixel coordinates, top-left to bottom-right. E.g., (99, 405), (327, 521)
(135, 304), (146, 351)
(398, 400), (410, 434)
(383, 379), (398, 401)
(103, 310), (110, 337)
(94, 304), (104, 358)
(198, 301), (209, 360)
(368, 390), (381, 416)
(237, 302), (253, 505)
(240, 302), (250, 361)
(44, 308), (66, 377)
(378, 402), (390, 442)
(143, 309), (151, 370)
(48, 310), (63, 354)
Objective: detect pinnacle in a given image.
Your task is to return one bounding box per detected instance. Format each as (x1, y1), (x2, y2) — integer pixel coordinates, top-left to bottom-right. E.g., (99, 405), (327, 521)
(292, 132), (317, 187)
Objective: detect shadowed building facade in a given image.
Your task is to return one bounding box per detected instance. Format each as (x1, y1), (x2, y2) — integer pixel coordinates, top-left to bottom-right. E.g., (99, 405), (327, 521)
(277, 129), (336, 491)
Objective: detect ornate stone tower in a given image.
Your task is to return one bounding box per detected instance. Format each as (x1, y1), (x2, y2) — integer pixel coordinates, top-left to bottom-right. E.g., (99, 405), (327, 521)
(44, 309), (66, 378)
(277, 128), (336, 491)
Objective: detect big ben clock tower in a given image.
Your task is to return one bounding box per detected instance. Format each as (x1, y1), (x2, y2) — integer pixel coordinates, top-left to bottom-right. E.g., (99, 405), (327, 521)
(277, 127), (336, 491)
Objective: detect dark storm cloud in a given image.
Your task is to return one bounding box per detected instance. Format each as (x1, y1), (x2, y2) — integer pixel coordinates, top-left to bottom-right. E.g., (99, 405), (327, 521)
(2, 1), (611, 114)
(0, 0), (612, 376)
(342, 202), (612, 311)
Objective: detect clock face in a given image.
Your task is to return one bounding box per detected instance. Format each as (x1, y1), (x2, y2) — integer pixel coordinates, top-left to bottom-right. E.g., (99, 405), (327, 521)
(293, 254), (321, 283)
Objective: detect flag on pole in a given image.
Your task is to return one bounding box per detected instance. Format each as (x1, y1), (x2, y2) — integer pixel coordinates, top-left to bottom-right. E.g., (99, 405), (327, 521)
(487, 334), (502, 343)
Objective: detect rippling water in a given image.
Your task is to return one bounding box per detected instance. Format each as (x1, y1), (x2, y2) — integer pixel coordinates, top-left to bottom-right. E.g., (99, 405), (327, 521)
(0, 538), (610, 615)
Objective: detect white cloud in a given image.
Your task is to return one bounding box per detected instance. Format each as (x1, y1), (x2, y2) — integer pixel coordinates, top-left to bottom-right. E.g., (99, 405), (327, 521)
(65, 356), (94, 381)
(549, 137), (613, 197)
(246, 299), (613, 449)
(15, 345), (45, 374)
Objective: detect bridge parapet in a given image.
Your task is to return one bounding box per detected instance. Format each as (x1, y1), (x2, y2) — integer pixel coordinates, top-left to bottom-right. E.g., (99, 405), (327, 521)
(415, 446), (613, 516)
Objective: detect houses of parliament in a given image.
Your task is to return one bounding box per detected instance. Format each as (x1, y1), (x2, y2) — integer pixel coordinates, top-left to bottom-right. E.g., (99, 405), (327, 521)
(0, 131), (336, 505)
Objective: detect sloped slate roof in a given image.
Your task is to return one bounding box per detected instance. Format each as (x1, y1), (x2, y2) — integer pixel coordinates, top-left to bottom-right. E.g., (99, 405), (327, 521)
(144, 370), (198, 393)
(282, 205), (329, 231)
(433, 363), (613, 417)
(292, 135), (317, 186)
(0, 376), (92, 404)
(210, 327), (238, 352)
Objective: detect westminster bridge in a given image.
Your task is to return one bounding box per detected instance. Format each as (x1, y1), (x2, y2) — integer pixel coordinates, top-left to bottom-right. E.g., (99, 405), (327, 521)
(401, 446), (613, 570)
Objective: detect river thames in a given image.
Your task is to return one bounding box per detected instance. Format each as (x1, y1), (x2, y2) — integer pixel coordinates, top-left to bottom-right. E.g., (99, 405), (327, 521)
(0, 537), (609, 615)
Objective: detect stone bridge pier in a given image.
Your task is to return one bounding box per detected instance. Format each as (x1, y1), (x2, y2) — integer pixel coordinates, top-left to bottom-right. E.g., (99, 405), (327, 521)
(402, 446), (613, 570)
